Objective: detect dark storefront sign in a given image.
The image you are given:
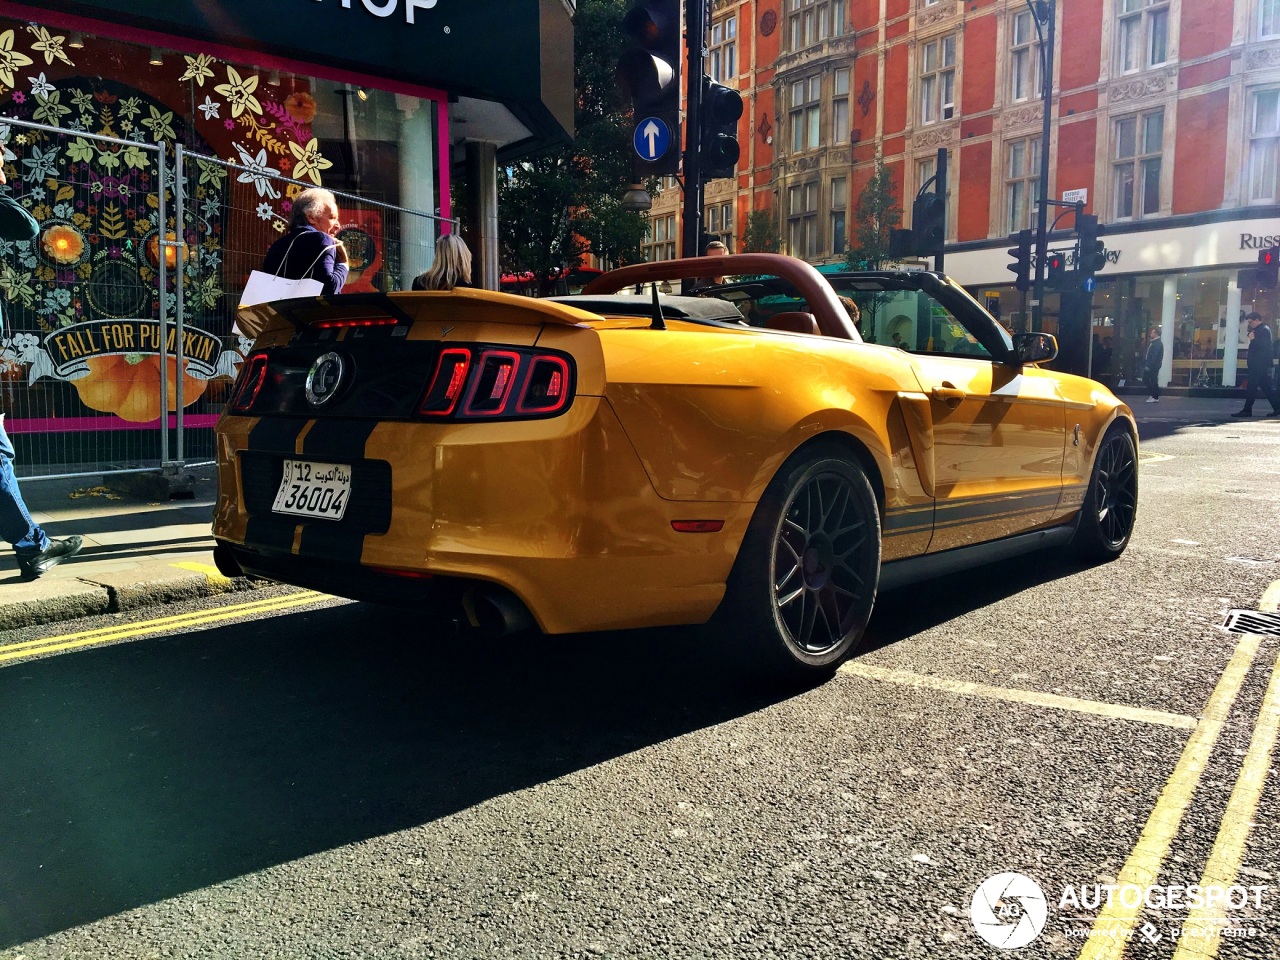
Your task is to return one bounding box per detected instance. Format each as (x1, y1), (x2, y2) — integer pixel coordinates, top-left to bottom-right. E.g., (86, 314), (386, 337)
(29, 0), (573, 150)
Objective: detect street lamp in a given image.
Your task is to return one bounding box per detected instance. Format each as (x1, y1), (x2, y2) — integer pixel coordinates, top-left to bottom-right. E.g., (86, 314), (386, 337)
(621, 183), (653, 212)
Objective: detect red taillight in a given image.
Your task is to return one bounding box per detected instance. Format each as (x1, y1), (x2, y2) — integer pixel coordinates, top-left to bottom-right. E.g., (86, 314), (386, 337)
(230, 352), (268, 413)
(420, 348), (472, 416)
(462, 351), (521, 416)
(516, 356), (571, 415)
(312, 317), (398, 330)
(416, 345), (574, 420)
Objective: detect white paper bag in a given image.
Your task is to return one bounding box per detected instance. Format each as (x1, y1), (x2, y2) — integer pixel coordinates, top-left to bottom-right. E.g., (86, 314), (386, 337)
(238, 270), (324, 309)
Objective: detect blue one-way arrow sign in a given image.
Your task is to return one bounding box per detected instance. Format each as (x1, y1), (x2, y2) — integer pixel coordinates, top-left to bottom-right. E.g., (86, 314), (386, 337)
(633, 117), (671, 163)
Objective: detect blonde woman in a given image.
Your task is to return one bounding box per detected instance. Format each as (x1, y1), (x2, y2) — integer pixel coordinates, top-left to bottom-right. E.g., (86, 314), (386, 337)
(412, 233), (473, 291)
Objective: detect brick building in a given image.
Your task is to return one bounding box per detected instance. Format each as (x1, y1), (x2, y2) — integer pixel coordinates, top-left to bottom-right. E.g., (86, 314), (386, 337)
(651, 0), (1279, 387)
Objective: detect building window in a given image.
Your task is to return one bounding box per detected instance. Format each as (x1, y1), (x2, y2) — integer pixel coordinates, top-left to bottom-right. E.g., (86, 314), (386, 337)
(644, 213), (677, 261)
(1113, 110), (1163, 219)
(1010, 10), (1043, 103)
(788, 181), (819, 258)
(1117, 0), (1169, 74)
(1248, 89), (1280, 203)
(832, 68), (850, 144)
(705, 201), (734, 247)
(919, 35), (956, 125)
(710, 15), (737, 83)
(1005, 137), (1041, 234)
(790, 75), (822, 152)
(831, 177), (847, 255)
(1262, 0), (1280, 39)
(788, 0), (843, 51)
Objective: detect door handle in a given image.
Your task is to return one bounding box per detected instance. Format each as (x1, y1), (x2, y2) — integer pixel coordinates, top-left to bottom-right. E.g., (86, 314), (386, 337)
(931, 383), (966, 403)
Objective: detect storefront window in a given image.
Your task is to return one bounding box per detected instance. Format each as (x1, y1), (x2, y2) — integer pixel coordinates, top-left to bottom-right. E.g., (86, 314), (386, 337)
(0, 16), (444, 469)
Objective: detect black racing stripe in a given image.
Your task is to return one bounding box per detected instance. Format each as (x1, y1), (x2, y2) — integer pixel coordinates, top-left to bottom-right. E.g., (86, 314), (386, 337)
(297, 419), (384, 560)
(933, 490), (1062, 526)
(932, 504), (1058, 531)
(883, 506), (933, 533)
(242, 417), (308, 552)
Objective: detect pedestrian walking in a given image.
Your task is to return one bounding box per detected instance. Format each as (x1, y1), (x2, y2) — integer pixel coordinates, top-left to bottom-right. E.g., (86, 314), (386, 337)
(411, 233), (473, 291)
(0, 165), (82, 579)
(1232, 311), (1279, 417)
(1142, 327), (1163, 402)
(261, 187), (349, 295)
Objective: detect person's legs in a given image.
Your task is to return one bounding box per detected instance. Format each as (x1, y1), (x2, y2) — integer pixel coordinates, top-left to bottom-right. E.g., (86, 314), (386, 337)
(0, 419), (81, 577)
(1235, 376), (1259, 416)
(0, 418), (48, 554)
(1145, 369), (1160, 401)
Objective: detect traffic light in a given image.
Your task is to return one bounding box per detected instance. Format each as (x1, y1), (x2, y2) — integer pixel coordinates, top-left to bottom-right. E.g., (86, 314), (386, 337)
(912, 191), (945, 255)
(1006, 229), (1032, 292)
(1259, 246), (1279, 289)
(1045, 250), (1067, 289)
(1077, 213), (1105, 278)
(700, 76), (743, 180)
(617, 1), (682, 176)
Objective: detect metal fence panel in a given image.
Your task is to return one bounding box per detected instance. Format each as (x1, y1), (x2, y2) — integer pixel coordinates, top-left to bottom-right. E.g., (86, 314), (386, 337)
(0, 111), (446, 481)
(0, 116), (172, 480)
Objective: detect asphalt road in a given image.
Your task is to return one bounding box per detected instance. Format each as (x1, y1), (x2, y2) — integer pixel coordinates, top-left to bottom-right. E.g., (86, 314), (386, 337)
(1, 403), (1277, 960)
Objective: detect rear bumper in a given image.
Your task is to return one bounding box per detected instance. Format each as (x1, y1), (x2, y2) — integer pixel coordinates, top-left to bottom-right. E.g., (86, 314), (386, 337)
(213, 399), (753, 633)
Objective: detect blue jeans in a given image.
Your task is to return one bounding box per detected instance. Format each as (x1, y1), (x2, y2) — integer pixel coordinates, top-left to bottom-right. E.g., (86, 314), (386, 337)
(0, 417), (48, 555)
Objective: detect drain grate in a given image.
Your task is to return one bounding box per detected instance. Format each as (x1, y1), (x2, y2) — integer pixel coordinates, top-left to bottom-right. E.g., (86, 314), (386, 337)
(1222, 610), (1280, 637)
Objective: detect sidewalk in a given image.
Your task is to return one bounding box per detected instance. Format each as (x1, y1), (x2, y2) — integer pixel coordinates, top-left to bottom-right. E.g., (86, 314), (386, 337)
(0, 465), (261, 632)
(0, 395), (1271, 635)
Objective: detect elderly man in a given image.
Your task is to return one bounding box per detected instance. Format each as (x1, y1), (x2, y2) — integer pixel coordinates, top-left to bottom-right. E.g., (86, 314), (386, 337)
(1233, 312), (1279, 417)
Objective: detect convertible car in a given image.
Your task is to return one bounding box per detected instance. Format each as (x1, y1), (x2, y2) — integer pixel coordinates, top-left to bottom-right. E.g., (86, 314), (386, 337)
(214, 253), (1137, 678)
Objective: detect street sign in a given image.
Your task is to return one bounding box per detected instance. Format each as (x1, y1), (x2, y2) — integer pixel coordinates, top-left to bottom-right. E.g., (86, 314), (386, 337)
(1084, 276), (1096, 293)
(1062, 188), (1088, 205)
(633, 117), (672, 163)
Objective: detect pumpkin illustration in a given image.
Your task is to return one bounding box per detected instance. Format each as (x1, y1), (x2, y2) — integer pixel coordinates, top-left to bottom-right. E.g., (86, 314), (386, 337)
(73, 354), (209, 423)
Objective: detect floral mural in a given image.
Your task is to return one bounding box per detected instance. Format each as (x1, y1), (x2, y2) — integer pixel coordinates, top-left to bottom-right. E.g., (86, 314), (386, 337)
(0, 19), (336, 434)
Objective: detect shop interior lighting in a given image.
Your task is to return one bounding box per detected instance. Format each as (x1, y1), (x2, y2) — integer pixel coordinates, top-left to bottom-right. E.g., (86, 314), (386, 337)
(356, 87), (368, 101)
(149, 47), (164, 66)
(68, 32), (85, 49)
(267, 69), (281, 86)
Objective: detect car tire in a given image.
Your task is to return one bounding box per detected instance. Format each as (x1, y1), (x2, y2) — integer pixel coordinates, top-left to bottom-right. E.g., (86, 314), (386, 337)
(1071, 425), (1138, 562)
(720, 447), (882, 681)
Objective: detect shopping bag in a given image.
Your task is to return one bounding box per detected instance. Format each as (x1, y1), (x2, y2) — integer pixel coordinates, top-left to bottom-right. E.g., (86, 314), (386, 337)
(238, 270), (324, 309)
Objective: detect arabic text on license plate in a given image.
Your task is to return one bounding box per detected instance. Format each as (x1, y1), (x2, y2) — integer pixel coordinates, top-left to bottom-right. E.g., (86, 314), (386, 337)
(271, 459), (352, 521)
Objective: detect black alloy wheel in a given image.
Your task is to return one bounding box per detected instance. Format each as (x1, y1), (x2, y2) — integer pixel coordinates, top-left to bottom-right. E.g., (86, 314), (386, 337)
(1072, 426), (1138, 561)
(722, 449), (881, 679)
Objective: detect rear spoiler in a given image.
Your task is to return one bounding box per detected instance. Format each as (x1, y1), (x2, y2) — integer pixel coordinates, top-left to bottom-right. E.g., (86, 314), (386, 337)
(234, 289), (605, 340)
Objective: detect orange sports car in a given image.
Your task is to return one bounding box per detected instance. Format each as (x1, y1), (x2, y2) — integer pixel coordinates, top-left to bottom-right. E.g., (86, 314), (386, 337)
(214, 253), (1137, 679)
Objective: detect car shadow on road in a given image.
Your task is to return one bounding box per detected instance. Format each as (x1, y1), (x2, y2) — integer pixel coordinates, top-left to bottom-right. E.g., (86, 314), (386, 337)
(0, 603), (787, 948)
(862, 550), (1088, 653)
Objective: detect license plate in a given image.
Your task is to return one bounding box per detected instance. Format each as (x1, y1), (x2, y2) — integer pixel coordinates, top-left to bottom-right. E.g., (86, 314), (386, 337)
(271, 459), (352, 521)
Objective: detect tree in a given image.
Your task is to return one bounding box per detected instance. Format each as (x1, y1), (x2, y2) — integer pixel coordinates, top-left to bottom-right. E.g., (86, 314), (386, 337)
(844, 159), (904, 342)
(743, 208), (781, 253)
(845, 158), (901, 271)
(498, 0), (650, 293)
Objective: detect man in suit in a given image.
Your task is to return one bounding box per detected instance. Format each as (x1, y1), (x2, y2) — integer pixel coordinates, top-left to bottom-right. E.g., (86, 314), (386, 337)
(1233, 312), (1279, 417)
(261, 187), (349, 295)
(0, 164), (82, 578)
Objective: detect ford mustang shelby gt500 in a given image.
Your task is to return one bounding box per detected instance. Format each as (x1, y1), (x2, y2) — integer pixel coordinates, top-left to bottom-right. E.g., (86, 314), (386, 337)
(214, 253), (1137, 678)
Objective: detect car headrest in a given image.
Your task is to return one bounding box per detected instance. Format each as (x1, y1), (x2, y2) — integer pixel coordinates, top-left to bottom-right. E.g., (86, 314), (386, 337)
(764, 311), (820, 335)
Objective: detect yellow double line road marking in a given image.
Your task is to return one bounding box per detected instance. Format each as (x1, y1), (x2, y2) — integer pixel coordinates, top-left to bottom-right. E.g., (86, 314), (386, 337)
(0, 590), (326, 663)
(1079, 579), (1280, 960)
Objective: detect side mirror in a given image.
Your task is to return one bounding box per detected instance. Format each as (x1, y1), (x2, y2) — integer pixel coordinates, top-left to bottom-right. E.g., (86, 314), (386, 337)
(1011, 332), (1058, 365)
